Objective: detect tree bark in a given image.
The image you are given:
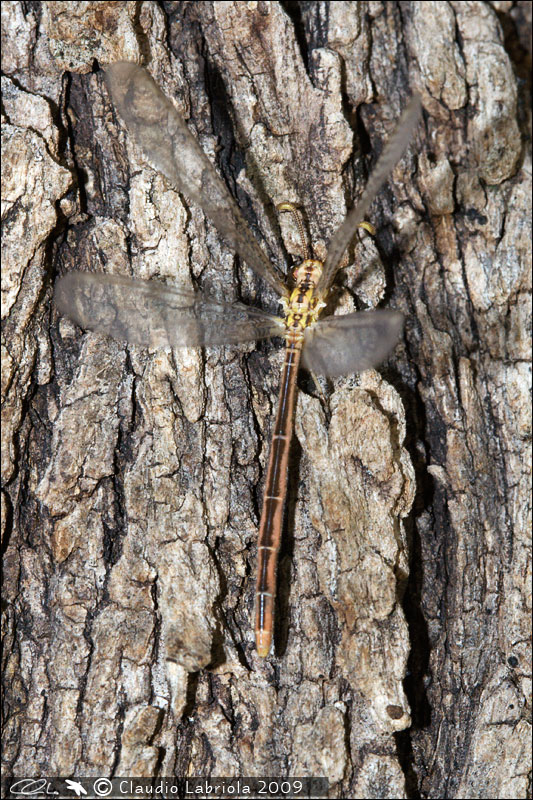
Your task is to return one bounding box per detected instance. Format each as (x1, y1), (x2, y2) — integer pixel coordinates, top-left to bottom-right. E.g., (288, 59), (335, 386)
(2, 1), (530, 797)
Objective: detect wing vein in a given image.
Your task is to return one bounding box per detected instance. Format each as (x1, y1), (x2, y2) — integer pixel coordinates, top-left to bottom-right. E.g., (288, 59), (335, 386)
(316, 94), (422, 296)
(54, 272), (285, 349)
(104, 62), (287, 296)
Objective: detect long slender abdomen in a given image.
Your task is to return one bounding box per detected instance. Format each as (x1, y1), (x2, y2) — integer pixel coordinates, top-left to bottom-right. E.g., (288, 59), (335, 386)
(255, 337), (303, 657)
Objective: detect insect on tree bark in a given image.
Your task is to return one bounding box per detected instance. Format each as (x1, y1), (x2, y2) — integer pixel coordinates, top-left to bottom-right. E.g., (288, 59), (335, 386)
(54, 62), (421, 657)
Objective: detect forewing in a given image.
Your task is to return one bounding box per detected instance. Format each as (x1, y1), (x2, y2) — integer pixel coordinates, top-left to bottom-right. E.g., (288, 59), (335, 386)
(316, 95), (422, 297)
(54, 272), (285, 349)
(302, 310), (404, 377)
(104, 62), (286, 296)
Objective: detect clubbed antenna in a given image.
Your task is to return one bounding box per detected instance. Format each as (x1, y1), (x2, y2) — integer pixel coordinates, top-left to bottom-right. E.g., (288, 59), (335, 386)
(277, 202), (310, 262)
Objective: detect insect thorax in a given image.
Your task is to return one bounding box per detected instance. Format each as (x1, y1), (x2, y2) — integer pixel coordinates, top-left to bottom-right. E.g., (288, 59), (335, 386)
(281, 259), (326, 334)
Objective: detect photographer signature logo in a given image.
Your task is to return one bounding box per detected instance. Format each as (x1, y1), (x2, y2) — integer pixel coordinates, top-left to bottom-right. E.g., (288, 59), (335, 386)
(8, 780), (59, 796)
(7, 779), (95, 797)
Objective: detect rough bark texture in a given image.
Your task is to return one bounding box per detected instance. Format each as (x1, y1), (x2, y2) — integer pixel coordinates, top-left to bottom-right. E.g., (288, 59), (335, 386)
(2, 1), (531, 797)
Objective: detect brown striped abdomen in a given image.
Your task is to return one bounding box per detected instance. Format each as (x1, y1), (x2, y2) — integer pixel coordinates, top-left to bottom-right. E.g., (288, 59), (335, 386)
(255, 336), (303, 657)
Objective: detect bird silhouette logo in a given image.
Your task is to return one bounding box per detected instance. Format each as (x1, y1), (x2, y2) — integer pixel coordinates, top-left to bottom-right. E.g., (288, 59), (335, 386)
(64, 780), (87, 797)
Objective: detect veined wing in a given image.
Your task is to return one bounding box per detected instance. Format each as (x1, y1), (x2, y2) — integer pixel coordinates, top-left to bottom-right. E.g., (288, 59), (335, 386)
(104, 62), (287, 297)
(316, 95), (422, 297)
(302, 310), (403, 377)
(54, 272), (285, 349)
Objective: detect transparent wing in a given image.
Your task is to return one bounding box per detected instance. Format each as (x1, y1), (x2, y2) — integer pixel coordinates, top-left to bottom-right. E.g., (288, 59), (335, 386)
(302, 310), (404, 377)
(316, 95), (422, 297)
(104, 62), (287, 297)
(54, 272), (285, 349)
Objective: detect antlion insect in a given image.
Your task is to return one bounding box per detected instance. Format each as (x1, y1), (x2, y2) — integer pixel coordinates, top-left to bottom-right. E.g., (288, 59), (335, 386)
(55, 62), (421, 658)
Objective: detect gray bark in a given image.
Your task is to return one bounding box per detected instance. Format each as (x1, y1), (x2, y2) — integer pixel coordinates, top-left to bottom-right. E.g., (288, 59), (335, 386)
(2, 2), (530, 797)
